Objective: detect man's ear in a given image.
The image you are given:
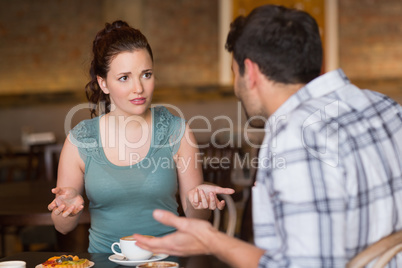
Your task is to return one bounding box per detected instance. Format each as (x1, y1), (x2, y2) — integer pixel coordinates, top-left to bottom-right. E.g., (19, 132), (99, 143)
(244, 58), (258, 90)
(97, 76), (109, 94)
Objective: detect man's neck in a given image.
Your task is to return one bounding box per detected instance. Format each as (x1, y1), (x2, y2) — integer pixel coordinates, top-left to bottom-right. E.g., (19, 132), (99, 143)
(259, 79), (305, 116)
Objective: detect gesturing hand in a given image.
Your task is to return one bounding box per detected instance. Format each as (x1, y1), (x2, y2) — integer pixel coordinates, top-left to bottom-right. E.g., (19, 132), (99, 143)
(134, 209), (213, 256)
(188, 184), (235, 210)
(48, 187), (84, 217)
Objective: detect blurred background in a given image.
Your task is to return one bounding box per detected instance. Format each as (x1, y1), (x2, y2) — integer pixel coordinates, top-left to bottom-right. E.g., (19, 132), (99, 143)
(0, 0), (402, 257)
(0, 0), (401, 147)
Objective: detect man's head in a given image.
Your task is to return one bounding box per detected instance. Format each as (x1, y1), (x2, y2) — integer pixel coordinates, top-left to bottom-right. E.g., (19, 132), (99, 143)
(225, 5), (322, 85)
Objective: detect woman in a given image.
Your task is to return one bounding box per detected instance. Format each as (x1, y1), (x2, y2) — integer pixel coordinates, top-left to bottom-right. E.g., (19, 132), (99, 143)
(48, 20), (234, 253)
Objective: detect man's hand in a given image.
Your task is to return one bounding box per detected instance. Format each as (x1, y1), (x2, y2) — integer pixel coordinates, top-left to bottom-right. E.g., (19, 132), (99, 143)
(134, 209), (266, 268)
(134, 209), (215, 256)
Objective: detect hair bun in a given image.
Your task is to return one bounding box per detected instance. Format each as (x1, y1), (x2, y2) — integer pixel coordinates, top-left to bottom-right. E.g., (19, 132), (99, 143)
(105, 20), (130, 33)
(93, 20), (130, 50)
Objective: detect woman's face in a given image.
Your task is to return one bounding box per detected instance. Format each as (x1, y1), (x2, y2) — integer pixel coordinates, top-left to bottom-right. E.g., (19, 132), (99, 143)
(97, 49), (154, 117)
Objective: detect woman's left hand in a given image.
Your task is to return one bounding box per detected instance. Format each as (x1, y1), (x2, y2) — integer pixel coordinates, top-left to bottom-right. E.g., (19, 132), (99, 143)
(188, 184), (235, 210)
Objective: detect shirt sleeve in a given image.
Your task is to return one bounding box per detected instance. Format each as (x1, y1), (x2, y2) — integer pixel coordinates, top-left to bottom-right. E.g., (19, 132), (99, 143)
(254, 114), (348, 268)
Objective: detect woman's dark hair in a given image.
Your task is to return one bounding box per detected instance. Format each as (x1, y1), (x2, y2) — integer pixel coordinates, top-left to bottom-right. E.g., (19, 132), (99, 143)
(86, 20), (153, 118)
(225, 5), (322, 84)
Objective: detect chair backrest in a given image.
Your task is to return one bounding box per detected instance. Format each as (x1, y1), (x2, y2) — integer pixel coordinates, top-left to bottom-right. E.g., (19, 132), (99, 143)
(347, 230), (402, 268)
(175, 144), (240, 236)
(212, 193), (237, 237)
(175, 187), (237, 237)
(0, 140), (28, 183)
(43, 143), (63, 181)
(199, 145), (239, 188)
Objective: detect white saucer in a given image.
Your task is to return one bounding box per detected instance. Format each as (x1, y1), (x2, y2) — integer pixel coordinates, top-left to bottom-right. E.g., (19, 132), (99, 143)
(35, 261), (94, 268)
(108, 254), (169, 266)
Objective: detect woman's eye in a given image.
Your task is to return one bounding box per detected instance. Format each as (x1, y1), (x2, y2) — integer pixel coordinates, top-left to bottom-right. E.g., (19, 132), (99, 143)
(143, 72), (152, 79)
(119, 76), (128, 81)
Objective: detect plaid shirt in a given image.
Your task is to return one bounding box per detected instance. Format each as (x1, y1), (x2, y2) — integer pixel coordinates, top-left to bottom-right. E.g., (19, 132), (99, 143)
(253, 69), (402, 268)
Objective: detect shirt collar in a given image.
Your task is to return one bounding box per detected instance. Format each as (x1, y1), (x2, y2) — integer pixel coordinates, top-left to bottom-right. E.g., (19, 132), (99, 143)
(266, 68), (350, 128)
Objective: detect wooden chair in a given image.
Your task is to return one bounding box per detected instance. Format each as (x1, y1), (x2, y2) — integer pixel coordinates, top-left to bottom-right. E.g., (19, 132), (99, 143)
(0, 141), (28, 183)
(239, 179), (254, 242)
(10, 144), (63, 253)
(43, 143), (63, 181)
(239, 148), (259, 242)
(347, 230), (402, 268)
(199, 145), (238, 189)
(175, 184), (237, 237)
(212, 193), (237, 237)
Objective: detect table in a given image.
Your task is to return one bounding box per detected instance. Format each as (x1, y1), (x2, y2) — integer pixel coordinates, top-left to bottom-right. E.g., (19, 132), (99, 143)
(0, 180), (90, 257)
(0, 252), (230, 267)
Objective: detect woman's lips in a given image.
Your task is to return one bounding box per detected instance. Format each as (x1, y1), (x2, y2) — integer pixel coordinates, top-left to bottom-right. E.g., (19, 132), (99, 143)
(130, 98), (146, 105)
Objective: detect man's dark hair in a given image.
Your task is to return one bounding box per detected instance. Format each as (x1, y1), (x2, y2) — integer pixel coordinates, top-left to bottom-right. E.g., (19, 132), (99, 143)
(225, 5), (322, 84)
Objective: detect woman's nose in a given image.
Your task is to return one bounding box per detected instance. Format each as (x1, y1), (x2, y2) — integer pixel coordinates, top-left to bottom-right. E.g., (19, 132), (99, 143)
(133, 81), (144, 94)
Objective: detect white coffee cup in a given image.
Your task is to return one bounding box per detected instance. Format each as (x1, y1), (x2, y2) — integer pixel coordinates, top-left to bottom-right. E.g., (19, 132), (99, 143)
(111, 236), (153, 261)
(0, 261), (26, 267)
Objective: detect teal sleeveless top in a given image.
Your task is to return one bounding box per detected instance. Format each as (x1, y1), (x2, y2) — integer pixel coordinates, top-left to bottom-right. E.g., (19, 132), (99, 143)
(69, 106), (185, 253)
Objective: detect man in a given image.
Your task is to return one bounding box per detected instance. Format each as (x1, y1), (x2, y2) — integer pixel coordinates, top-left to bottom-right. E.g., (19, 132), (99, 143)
(135, 5), (402, 267)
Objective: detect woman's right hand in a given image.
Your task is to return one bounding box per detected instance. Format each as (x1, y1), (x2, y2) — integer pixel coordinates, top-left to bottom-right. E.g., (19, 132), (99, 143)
(48, 187), (84, 217)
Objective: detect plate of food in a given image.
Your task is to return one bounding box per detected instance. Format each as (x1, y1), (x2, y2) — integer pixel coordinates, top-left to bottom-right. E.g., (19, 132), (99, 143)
(35, 255), (94, 268)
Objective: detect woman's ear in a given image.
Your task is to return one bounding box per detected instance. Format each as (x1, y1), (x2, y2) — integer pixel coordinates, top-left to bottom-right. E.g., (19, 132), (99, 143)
(97, 76), (109, 94)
